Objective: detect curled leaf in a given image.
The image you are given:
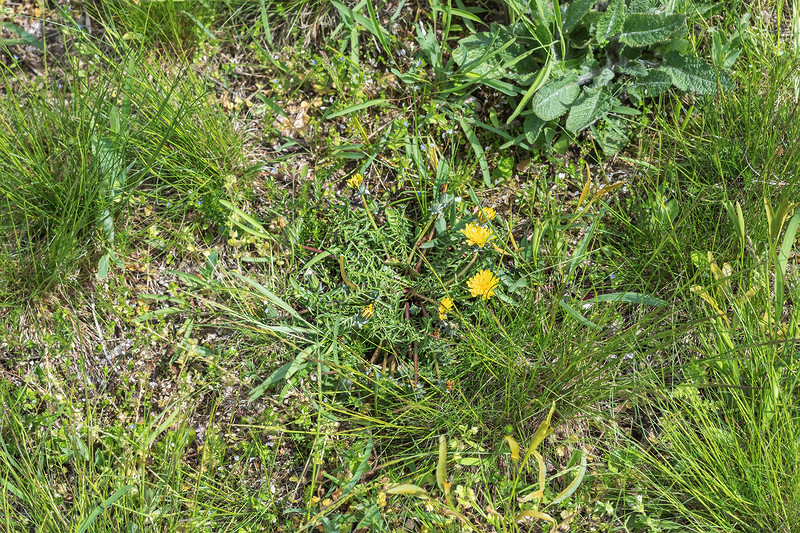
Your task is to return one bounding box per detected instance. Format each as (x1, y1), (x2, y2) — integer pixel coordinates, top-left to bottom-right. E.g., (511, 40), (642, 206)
(550, 450), (587, 505)
(505, 435), (520, 466)
(515, 510), (556, 524)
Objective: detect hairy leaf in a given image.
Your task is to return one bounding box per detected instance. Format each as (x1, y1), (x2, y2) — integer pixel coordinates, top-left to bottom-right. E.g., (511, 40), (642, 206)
(533, 74), (580, 121)
(626, 69), (671, 104)
(524, 113), (545, 144)
(593, 116), (629, 155)
(620, 13), (684, 47)
(660, 51), (734, 94)
(566, 88), (615, 133)
(594, 0), (625, 44)
(627, 0), (659, 13)
(615, 59), (648, 77)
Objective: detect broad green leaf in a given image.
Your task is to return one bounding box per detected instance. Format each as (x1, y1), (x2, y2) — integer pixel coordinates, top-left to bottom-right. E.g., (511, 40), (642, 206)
(431, 5), (483, 23)
(615, 59), (648, 77)
(660, 52), (734, 94)
(562, 0), (594, 32)
(523, 113), (545, 144)
(459, 117), (491, 186)
(777, 209), (800, 312)
(454, 25), (537, 81)
(98, 253), (111, 280)
(627, 0), (658, 12)
(593, 116), (629, 155)
(533, 74), (580, 121)
(230, 271), (305, 321)
(565, 87), (614, 133)
(619, 13), (684, 47)
(144, 406), (183, 448)
(339, 439), (373, 498)
(594, 0), (625, 44)
(593, 68), (616, 87)
(626, 69), (671, 102)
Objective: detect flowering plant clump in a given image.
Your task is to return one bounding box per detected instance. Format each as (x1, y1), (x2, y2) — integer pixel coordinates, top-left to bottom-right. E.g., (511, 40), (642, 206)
(347, 173), (364, 189)
(461, 223), (495, 248)
(467, 270), (500, 301)
(438, 297), (454, 321)
(478, 206), (496, 222)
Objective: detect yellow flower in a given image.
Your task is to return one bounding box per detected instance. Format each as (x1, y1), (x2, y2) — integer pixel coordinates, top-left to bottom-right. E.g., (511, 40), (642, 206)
(361, 303), (374, 319)
(478, 206), (496, 222)
(467, 270), (500, 301)
(347, 173), (364, 189)
(461, 223), (495, 248)
(438, 297), (454, 321)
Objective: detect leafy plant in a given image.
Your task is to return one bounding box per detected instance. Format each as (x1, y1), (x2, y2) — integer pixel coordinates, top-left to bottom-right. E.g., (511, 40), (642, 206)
(625, 197), (800, 531)
(387, 405), (589, 532)
(452, 0), (737, 154)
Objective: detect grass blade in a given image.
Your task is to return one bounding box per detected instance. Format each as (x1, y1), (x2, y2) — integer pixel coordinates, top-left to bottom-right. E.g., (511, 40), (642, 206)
(76, 485), (135, 533)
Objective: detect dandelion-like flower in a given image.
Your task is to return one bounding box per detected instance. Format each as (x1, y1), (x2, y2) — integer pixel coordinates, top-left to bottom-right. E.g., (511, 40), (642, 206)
(461, 223), (495, 248)
(438, 297), (454, 321)
(347, 173), (364, 189)
(467, 270), (500, 301)
(478, 206), (496, 222)
(361, 303), (374, 319)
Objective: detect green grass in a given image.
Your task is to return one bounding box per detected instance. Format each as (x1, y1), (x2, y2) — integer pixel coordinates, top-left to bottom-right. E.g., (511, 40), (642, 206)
(2, 0), (800, 531)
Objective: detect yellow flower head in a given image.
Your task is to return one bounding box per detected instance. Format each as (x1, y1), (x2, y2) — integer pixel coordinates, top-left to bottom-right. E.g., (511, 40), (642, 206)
(478, 206), (496, 222)
(361, 303), (374, 319)
(347, 173), (364, 189)
(461, 223), (495, 248)
(467, 270), (500, 301)
(438, 297), (454, 321)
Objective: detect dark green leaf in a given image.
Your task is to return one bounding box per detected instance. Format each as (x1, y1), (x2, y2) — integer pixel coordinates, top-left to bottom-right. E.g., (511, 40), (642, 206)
(615, 60), (648, 77)
(626, 69), (671, 104)
(627, 0), (659, 13)
(619, 13), (684, 47)
(660, 52), (734, 94)
(566, 88), (615, 133)
(524, 113), (545, 144)
(595, 0), (625, 44)
(593, 68), (616, 87)
(562, 0), (595, 33)
(533, 74), (580, 121)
